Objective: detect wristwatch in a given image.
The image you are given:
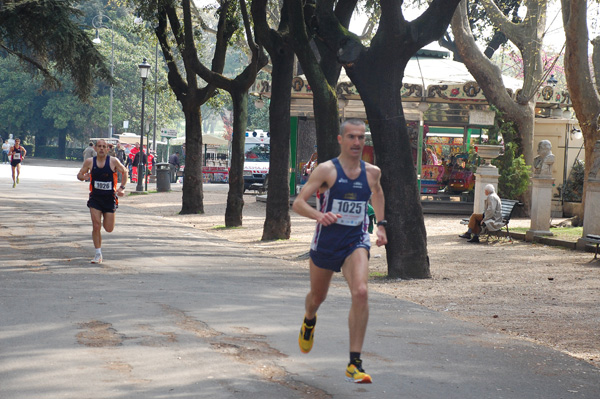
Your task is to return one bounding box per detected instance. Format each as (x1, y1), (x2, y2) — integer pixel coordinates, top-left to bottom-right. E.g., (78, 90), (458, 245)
(376, 220), (387, 227)
(120, 185), (126, 190)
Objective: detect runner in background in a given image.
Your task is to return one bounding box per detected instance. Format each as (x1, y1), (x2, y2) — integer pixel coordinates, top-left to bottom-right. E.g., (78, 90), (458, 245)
(77, 139), (128, 264)
(9, 138), (27, 188)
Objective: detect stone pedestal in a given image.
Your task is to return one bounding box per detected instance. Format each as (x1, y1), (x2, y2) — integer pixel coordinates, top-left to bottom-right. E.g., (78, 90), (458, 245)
(577, 179), (600, 249)
(473, 165), (499, 214)
(526, 177), (554, 241)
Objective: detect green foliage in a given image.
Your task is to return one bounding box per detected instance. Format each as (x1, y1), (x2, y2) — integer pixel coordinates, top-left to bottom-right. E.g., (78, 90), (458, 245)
(246, 97), (269, 131)
(0, 0), (112, 100)
(0, 3), (184, 153)
(494, 142), (531, 199)
(34, 145), (83, 160)
(488, 111), (531, 199)
(558, 160), (585, 202)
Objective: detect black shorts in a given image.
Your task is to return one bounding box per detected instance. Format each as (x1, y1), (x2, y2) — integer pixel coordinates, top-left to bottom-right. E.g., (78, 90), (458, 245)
(310, 242), (370, 273)
(87, 194), (117, 213)
(11, 159), (21, 167)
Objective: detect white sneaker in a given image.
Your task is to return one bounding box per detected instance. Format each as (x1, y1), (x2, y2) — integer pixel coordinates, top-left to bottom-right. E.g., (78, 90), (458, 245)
(91, 253), (103, 264)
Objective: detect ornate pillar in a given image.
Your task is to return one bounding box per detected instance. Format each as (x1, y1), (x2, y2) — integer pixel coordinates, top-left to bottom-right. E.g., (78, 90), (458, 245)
(526, 177), (555, 240)
(526, 140), (556, 241)
(474, 165), (499, 214)
(577, 140), (600, 249)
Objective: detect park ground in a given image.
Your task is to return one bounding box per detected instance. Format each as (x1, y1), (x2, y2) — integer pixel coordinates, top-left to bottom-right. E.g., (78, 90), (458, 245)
(125, 182), (600, 370)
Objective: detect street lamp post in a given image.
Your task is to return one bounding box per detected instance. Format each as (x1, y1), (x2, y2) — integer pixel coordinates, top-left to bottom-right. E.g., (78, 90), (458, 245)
(134, 17), (159, 157)
(136, 58), (151, 193)
(92, 14), (114, 138)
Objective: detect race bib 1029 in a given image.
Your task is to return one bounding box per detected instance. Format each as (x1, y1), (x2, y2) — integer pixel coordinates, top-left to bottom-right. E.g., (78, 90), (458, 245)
(332, 199), (366, 226)
(94, 180), (113, 191)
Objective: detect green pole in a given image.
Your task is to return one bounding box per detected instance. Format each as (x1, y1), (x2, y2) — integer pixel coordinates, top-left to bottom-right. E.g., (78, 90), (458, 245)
(416, 116), (424, 194)
(289, 117), (298, 196)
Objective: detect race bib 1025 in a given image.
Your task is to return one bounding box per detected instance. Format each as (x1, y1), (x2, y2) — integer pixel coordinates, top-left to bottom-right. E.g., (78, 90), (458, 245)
(94, 180), (113, 191)
(332, 199), (366, 226)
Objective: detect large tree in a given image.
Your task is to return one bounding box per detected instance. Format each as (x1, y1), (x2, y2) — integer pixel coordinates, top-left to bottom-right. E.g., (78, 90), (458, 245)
(0, 0), (112, 100)
(289, 0), (462, 279)
(286, 0), (358, 164)
(148, 0), (235, 214)
(436, 0), (522, 61)
(252, 0), (294, 240)
(451, 0), (549, 180)
(192, 0), (268, 227)
(561, 0), (600, 221)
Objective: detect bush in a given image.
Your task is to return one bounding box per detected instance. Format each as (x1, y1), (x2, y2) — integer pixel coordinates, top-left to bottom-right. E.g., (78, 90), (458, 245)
(483, 110), (531, 199)
(494, 141), (531, 199)
(558, 160), (584, 202)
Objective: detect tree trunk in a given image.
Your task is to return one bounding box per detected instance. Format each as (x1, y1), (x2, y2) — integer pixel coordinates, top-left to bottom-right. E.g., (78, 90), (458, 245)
(347, 55), (430, 279)
(286, 0), (341, 164)
(261, 43), (293, 240)
(58, 130), (67, 160)
(252, 0), (293, 240)
(562, 0), (600, 221)
(225, 90), (247, 226)
(180, 102), (204, 215)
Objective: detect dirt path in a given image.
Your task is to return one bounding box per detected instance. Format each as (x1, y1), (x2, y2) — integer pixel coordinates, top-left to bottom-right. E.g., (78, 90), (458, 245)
(125, 186), (600, 369)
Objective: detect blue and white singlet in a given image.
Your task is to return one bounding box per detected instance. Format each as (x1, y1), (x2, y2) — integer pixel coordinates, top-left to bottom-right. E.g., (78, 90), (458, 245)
(310, 158), (372, 256)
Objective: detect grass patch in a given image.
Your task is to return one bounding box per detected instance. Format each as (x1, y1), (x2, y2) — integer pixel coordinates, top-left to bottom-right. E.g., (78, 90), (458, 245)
(369, 271), (388, 279)
(511, 226), (583, 241)
(212, 225), (244, 230)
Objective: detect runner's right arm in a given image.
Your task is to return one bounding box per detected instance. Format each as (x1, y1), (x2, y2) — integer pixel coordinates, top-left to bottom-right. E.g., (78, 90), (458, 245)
(77, 158), (93, 181)
(292, 161), (340, 226)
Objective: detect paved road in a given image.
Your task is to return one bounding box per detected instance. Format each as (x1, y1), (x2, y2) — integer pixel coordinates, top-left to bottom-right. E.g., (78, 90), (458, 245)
(1, 161), (599, 398)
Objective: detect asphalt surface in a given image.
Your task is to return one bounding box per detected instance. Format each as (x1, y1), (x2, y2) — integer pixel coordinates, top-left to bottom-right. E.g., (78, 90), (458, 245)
(1, 159), (599, 399)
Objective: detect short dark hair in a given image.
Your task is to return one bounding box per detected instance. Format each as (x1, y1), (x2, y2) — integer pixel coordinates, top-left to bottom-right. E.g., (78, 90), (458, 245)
(339, 119), (366, 136)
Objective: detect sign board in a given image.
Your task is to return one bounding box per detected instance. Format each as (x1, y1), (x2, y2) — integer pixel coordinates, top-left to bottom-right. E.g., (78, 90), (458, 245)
(90, 137), (120, 145)
(468, 110), (495, 126)
(161, 129), (178, 138)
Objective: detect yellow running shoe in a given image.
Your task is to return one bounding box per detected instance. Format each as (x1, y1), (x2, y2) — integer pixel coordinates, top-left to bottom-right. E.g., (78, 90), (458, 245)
(12, 181), (16, 188)
(345, 360), (372, 383)
(16, 176), (19, 184)
(298, 315), (316, 354)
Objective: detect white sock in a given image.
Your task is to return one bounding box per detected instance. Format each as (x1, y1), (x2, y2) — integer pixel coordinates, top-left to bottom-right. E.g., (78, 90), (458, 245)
(95, 248), (102, 255)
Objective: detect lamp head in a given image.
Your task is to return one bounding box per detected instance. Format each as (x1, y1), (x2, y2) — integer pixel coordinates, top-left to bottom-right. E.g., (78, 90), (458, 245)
(92, 29), (101, 44)
(571, 128), (582, 140)
(547, 74), (558, 87)
(417, 102), (430, 113)
(138, 58), (151, 81)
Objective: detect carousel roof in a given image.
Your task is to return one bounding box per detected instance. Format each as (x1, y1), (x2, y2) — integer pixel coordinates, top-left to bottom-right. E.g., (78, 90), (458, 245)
(251, 45), (572, 125)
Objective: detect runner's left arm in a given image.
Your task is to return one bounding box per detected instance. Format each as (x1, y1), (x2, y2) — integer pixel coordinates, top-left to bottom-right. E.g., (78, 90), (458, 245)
(112, 158), (128, 194)
(368, 165), (388, 247)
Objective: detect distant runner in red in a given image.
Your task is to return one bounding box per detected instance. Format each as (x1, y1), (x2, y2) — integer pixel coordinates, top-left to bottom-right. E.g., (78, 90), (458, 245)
(9, 138), (27, 188)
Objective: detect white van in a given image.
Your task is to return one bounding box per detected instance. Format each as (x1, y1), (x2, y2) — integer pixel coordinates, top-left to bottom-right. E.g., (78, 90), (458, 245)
(243, 130), (270, 191)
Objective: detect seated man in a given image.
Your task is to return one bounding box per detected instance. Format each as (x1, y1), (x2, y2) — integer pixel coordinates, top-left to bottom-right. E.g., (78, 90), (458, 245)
(459, 184), (503, 243)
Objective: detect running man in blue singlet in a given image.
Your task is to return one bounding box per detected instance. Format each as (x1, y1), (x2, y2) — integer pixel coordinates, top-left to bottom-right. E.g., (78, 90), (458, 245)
(293, 119), (387, 384)
(77, 139), (128, 264)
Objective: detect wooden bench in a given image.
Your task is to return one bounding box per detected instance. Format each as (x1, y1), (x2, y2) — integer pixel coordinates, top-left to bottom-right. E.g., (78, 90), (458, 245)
(460, 199), (522, 242)
(583, 234), (600, 259)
